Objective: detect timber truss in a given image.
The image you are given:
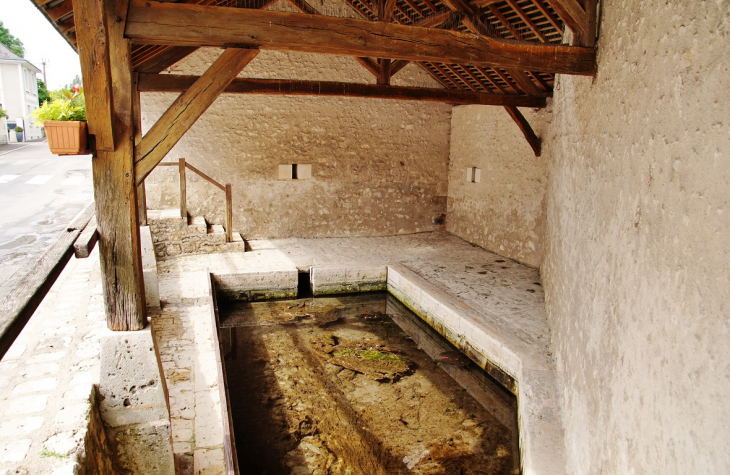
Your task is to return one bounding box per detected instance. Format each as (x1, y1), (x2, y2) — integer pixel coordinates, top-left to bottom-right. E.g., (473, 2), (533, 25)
(34, 0), (598, 157)
(31, 0), (597, 330)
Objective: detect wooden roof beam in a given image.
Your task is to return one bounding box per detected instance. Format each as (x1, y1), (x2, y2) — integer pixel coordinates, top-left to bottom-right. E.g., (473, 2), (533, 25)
(125, 0), (596, 75)
(137, 73), (548, 108)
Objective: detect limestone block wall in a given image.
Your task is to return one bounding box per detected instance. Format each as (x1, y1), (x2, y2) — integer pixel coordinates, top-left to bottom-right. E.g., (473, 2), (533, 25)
(141, 45), (452, 239)
(446, 105), (549, 267)
(542, 1), (730, 474)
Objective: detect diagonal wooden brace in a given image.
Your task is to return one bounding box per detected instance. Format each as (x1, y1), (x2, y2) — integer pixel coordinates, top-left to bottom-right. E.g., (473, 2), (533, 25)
(134, 48), (259, 185)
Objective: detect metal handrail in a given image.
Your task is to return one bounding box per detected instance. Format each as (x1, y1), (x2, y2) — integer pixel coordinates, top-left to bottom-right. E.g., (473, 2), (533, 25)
(157, 159), (233, 242)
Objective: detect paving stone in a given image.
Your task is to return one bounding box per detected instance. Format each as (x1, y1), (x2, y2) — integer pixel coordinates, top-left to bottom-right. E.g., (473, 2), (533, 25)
(12, 377), (58, 394)
(25, 352), (66, 365)
(0, 418), (44, 437)
(44, 430), (83, 456)
(2, 345), (26, 361)
(49, 464), (80, 475)
(173, 442), (192, 454)
(193, 448), (226, 475)
(53, 403), (89, 428)
(6, 395), (49, 415)
(0, 440), (32, 463)
(62, 385), (93, 400)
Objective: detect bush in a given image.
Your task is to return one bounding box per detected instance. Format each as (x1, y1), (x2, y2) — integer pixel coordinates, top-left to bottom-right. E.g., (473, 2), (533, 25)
(0, 107), (7, 118)
(32, 86), (86, 125)
(14, 126), (23, 132)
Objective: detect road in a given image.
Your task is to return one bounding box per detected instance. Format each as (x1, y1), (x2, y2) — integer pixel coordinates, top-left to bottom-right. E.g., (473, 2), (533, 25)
(0, 141), (93, 300)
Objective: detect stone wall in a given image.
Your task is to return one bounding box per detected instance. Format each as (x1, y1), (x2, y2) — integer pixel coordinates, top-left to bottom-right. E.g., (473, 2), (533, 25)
(141, 40), (452, 240)
(542, 1), (730, 474)
(446, 105), (549, 267)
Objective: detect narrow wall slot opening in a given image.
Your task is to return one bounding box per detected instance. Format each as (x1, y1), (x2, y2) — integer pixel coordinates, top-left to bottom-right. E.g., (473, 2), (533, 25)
(279, 164), (312, 180)
(466, 167), (481, 183)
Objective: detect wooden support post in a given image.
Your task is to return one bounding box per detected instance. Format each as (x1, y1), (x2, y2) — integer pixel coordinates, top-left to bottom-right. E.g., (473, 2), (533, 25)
(77, 0), (146, 331)
(74, 0), (115, 151)
(378, 58), (391, 85)
(179, 158), (187, 220)
(225, 184), (233, 243)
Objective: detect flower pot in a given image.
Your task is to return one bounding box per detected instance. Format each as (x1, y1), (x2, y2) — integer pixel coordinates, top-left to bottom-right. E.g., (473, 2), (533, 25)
(44, 120), (88, 155)
(15, 132), (23, 142)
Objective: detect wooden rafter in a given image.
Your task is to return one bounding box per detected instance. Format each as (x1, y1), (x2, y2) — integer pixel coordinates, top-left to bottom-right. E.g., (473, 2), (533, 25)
(545, 0), (587, 38)
(504, 0), (548, 42)
(532, 0), (562, 32)
(453, 9), (543, 154)
(134, 48), (259, 184)
(125, 0), (596, 75)
(282, 0), (383, 79)
(138, 73), (548, 108)
(45, 0), (74, 22)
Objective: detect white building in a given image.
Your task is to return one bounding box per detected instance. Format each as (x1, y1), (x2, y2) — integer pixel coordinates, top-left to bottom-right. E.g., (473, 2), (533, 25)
(0, 43), (42, 143)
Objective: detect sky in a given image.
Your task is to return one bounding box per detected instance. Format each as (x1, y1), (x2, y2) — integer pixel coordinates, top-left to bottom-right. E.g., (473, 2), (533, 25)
(1, 0), (82, 90)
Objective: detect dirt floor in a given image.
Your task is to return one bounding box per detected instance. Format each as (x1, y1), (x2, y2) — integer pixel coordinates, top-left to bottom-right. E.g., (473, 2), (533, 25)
(218, 292), (520, 475)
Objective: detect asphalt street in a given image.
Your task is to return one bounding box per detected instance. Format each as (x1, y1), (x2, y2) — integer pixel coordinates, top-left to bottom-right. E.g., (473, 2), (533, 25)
(0, 141), (93, 300)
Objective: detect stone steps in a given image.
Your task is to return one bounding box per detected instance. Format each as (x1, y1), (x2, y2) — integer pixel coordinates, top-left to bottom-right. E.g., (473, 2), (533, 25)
(147, 209), (245, 258)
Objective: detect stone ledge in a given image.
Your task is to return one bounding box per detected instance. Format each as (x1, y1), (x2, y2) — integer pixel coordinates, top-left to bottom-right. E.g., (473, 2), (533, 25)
(212, 270), (298, 301)
(310, 265), (387, 295)
(387, 264), (565, 475)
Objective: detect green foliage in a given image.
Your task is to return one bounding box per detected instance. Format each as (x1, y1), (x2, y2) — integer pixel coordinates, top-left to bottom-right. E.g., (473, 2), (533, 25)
(0, 21), (24, 58)
(37, 80), (51, 105)
(334, 348), (406, 362)
(0, 106), (7, 118)
(32, 87), (86, 125)
(40, 448), (68, 459)
(14, 126), (23, 132)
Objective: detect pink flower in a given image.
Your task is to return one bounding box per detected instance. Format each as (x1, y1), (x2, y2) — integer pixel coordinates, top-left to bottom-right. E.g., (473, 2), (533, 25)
(72, 83), (81, 93)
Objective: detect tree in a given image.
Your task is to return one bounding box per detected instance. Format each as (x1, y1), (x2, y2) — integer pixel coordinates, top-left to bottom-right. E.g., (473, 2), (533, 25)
(37, 80), (51, 105)
(0, 21), (25, 58)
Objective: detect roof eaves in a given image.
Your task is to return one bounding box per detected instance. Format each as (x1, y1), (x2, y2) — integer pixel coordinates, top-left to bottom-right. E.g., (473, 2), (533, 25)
(31, 0), (78, 52)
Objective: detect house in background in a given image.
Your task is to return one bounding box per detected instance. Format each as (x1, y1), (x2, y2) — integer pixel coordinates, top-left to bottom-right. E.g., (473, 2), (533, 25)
(0, 43), (42, 142)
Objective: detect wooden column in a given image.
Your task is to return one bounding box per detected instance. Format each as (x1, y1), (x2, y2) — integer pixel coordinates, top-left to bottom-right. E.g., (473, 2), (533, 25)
(77, 0), (146, 331)
(377, 58), (391, 85)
